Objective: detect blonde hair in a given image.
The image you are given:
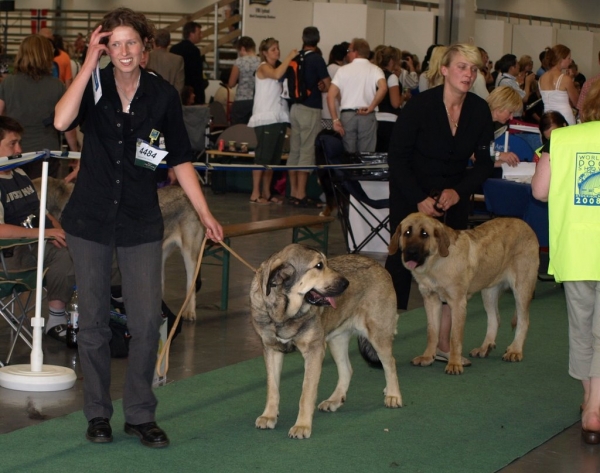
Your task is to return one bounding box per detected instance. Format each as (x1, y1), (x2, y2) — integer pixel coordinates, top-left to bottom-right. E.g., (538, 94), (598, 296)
(518, 55), (533, 72)
(14, 34), (54, 80)
(486, 86), (523, 116)
(441, 43), (483, 70)
(425, 46), (447, 88)
(580, 79), (600, 123)
(258, 37), (279, 62)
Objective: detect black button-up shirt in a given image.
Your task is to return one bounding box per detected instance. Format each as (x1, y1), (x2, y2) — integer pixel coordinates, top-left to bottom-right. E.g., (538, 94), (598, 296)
(62, 63), (193, 246)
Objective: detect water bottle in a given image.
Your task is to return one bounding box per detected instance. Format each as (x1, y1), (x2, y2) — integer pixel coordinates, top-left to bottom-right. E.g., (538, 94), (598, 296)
(67, 286), (79, 349)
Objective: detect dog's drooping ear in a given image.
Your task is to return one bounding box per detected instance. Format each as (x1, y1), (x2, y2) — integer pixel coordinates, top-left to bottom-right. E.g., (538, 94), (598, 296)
(434, 226), (451, 258)
(265, 260), (295, 296)
(388, 223), (403, 255)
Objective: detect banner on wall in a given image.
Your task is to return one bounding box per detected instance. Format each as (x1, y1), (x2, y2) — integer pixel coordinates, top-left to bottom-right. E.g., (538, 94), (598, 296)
(248, 0), (276, 20)
(31, 9), (48, 34)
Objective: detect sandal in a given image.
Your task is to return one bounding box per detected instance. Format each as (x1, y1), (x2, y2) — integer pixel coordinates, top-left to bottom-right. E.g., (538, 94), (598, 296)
(266, 195), (283, 205)
(434, 348), (472, 367)
(287, 196), (300, 205)
(249, 197), (270, 205)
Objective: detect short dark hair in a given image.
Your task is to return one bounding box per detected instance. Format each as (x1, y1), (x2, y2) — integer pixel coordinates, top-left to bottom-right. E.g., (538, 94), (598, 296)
(0, 116), (24, 142)
(497, 54), (517, 73)
(328, 42), (348, 65)
(99, 8), (154, 45)
(302, 26), (320, 47)
(154, 29), (171, 48)
(182, 21), (201, 40)
(236, 36), (256, 52)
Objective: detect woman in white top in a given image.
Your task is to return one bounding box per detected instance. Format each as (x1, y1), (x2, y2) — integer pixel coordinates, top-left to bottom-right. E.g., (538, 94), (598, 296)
(539, 44), (579, 125)
(374, 46), (402, 152)
(321, 42), (348, 129)
(247, 38), (296, 204)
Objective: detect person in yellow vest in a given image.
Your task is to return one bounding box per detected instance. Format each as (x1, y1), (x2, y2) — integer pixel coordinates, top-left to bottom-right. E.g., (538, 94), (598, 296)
(532, 79), (600, 445)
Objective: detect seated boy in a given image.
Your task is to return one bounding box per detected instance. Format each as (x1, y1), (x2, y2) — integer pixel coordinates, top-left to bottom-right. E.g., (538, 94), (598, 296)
(0, 116), (74, 343)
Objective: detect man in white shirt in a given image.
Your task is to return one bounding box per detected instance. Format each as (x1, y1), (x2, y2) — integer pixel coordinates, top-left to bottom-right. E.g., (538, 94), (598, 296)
(327, 38), (387, 153)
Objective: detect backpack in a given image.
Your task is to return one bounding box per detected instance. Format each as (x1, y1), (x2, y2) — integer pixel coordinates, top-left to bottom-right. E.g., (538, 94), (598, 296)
(284, 50), (312, 104)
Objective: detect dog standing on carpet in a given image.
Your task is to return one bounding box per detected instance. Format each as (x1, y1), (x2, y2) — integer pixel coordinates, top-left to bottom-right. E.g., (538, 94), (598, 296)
(250, 244), (402, 439)
(389, 212), (539, 375)
(33, 178), (204, 320)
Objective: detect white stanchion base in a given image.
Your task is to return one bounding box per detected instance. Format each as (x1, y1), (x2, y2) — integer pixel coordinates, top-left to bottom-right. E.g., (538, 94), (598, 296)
(0, 364), (76, 392)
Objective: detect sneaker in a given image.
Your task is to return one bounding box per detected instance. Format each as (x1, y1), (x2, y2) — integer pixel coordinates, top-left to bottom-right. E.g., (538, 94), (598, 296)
(434, 348), (472, 367)
(46, 324), (67, 343)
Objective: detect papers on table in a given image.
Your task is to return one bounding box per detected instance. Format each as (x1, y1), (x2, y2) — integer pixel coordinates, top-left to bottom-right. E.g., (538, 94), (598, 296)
(501, 162), (536, 183)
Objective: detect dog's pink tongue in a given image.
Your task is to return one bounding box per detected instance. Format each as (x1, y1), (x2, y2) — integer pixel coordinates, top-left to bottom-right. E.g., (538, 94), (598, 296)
(405, 261), (418, 270)
(326, 297), (337, 309)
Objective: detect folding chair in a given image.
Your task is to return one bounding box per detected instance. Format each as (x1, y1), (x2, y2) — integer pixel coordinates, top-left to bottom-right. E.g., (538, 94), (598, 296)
(318, 134), (390, 254)
(0, 239), (46, 366)
(182, 105), (211, 183)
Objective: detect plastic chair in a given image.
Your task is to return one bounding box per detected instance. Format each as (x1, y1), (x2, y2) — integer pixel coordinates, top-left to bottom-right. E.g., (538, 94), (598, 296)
(218, 124), (258, 149)
(0, 239), (46, 366)
(318, 133), (390, 253)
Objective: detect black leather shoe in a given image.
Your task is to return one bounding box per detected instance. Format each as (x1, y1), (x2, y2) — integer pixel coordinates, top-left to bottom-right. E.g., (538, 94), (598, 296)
(86, 417), (113, 443)
(124, 421), (170, 448)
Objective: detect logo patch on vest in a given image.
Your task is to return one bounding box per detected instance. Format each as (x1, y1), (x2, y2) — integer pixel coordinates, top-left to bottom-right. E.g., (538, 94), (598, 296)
(575, 153), (600, 206)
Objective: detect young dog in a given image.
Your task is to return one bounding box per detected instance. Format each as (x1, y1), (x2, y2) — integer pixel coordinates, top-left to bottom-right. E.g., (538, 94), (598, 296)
(389, 212), (539, 375)
(250, 244), (402, 439)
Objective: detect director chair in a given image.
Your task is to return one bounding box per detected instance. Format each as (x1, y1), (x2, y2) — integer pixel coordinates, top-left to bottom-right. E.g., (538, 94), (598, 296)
(0, 239), (46, 366)
(317, 133), (390, 254)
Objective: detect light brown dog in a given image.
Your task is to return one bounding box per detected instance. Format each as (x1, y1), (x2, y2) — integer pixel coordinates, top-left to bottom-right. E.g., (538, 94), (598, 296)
(389, 212), (539, 375)
(250, 244), (402, 439)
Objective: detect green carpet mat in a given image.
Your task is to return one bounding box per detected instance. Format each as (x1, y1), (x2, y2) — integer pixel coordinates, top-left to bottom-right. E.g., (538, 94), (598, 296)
(1, 282), (580, 473)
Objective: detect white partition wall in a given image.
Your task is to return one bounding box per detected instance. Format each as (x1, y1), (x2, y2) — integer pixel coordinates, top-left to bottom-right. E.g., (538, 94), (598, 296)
(556, 29), (596, 80)
(367, 8), (385, 51)
(383, 10), (436, 64)
(313, 3), (368, 63)
(243, 0), (313, 58)
(512, 25), (557, 70)
(474, 19), (512, 65)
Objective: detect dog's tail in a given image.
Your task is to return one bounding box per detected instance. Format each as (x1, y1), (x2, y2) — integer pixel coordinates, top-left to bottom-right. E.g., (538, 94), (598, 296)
(357, 336), (382, 368)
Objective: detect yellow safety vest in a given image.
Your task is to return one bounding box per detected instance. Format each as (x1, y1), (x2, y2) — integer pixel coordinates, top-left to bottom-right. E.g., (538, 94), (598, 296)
(548, 123), (600, 282)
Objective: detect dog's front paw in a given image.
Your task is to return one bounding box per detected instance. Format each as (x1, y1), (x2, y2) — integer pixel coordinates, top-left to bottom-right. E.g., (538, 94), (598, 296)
(288, 424), (312, 439)
(255, 415), (277, 430)
(469, 343), (495, 358)
(384, 395), (403, 408)
(411, 355), (435, 367)
(444, 362), (464, 375)
(181, 309), (197, 321)
(502, 350), (523, 362)
(318, 397), (344, 412)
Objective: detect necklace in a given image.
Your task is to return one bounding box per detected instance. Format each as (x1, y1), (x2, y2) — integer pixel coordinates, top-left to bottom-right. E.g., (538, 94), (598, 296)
(444, 103), (459, 129)
(114, 72), (141, 113)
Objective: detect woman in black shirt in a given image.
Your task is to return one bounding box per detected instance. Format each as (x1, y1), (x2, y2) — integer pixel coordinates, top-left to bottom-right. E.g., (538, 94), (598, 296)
(385, 43), (494, 363)
(54, 8), (223, 448)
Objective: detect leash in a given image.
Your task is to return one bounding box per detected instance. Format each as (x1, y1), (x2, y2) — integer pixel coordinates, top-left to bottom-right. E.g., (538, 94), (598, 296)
(155, 235), (257, 379)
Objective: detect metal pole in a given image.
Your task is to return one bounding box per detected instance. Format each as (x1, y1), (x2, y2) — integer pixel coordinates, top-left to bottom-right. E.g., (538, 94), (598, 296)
(213, 3), (219, 80)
